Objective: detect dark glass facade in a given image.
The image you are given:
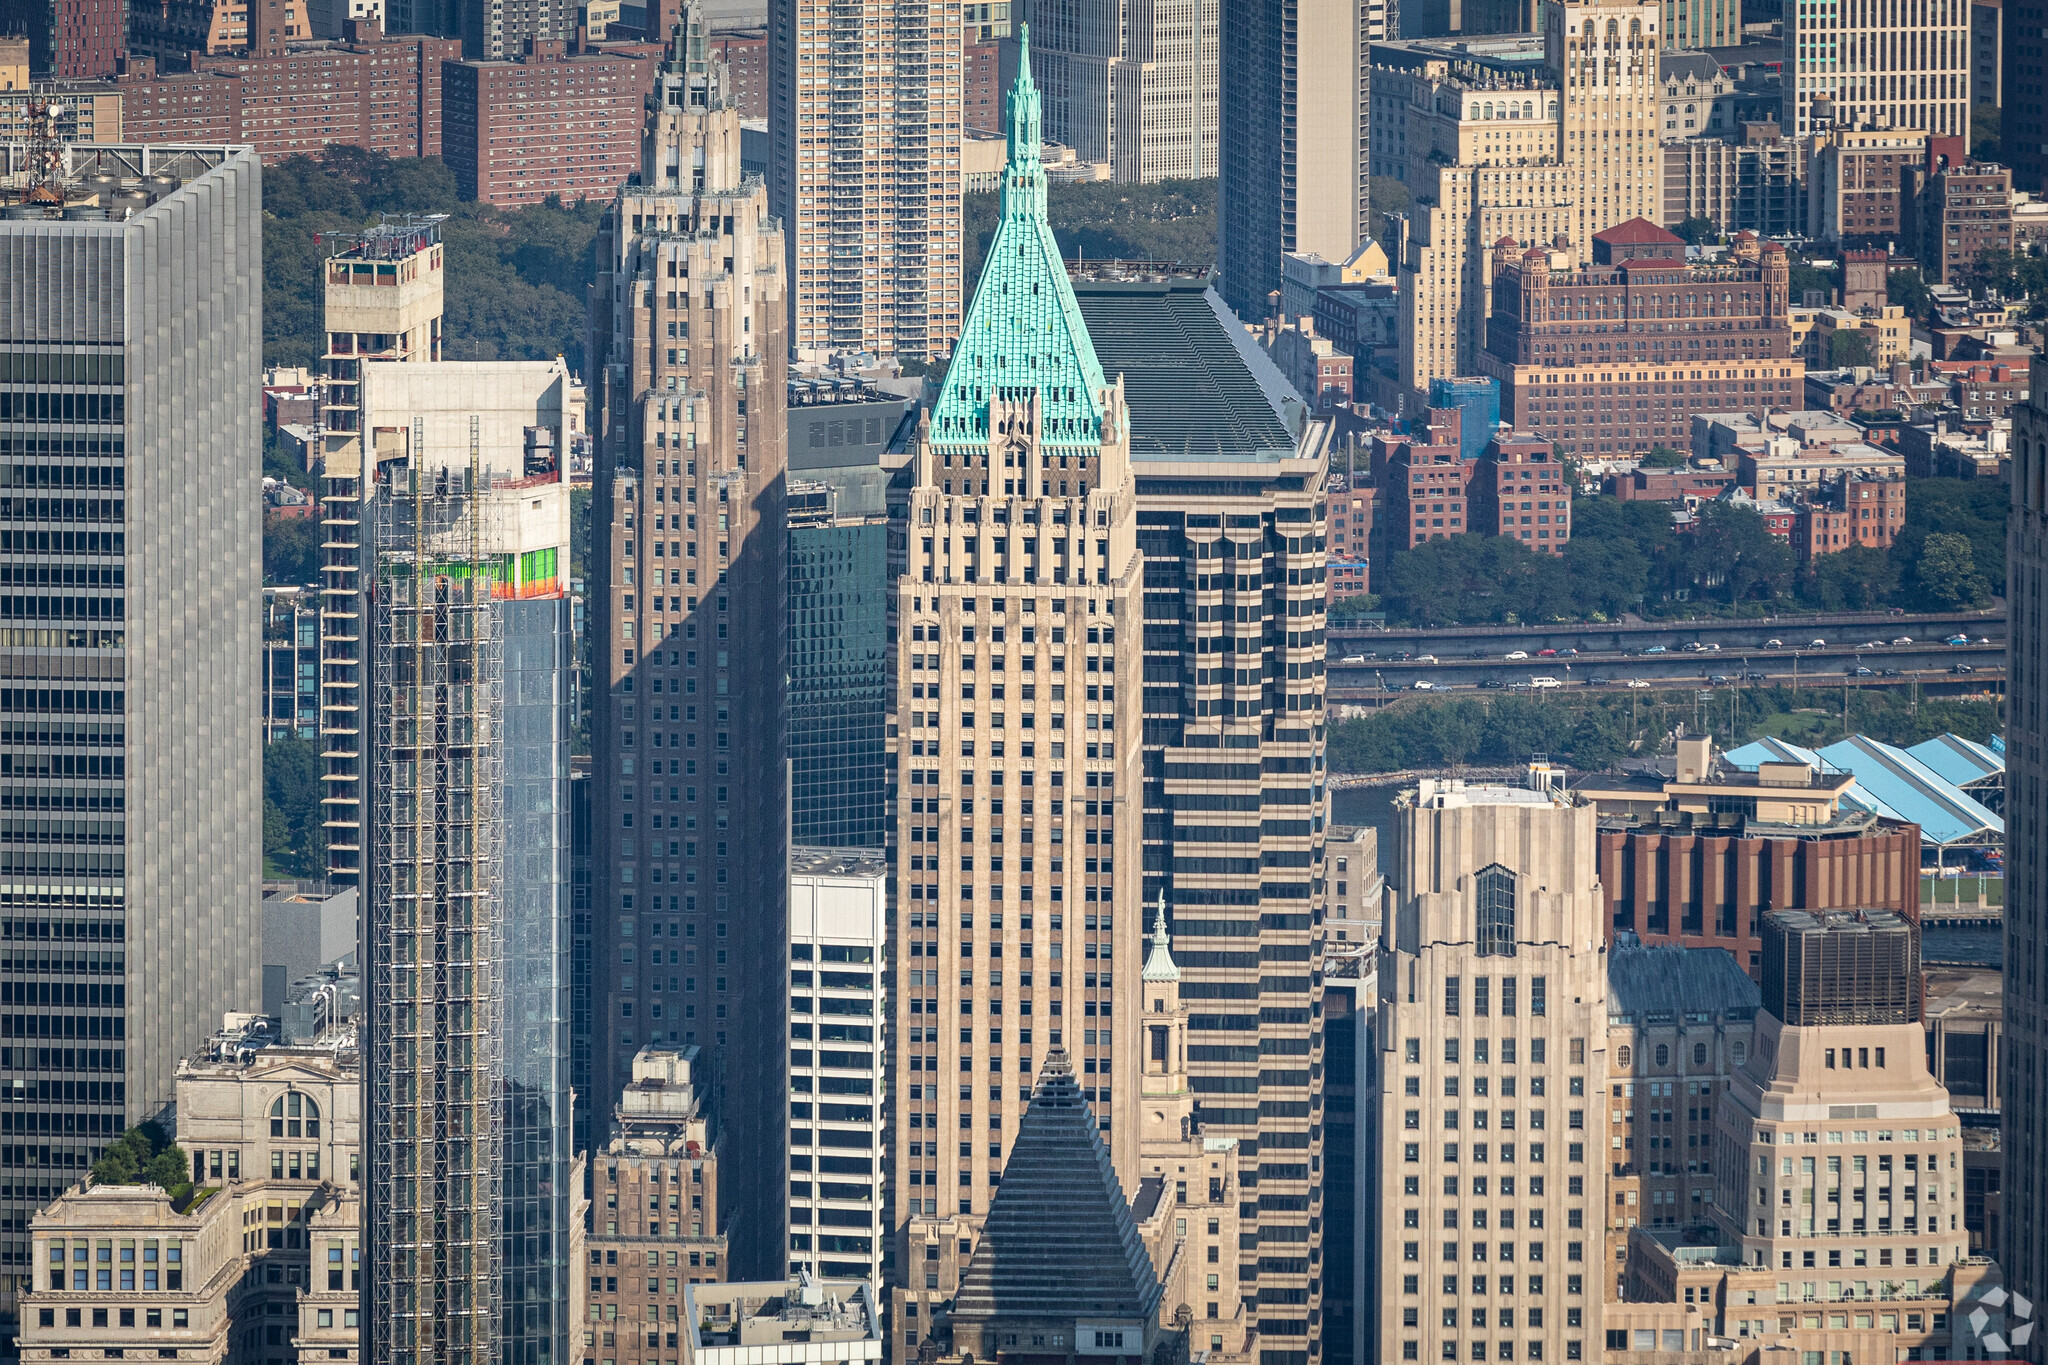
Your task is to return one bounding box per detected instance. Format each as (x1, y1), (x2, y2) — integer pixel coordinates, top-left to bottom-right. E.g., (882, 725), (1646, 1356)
(787, 523), (889, 849)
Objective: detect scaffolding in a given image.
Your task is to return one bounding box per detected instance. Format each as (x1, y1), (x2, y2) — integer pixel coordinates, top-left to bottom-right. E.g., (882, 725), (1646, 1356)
(366, 419), (507, 1365)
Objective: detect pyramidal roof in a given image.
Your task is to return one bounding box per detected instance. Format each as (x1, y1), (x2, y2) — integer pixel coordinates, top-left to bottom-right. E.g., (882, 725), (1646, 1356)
(928, 25), (1110, 452)
(1143, 892), (1179, 984)
(953, 1050), (1162, 1323)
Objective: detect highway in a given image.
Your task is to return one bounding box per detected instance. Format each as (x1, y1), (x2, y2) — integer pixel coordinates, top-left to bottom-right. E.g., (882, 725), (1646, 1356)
(1327, 608), (2007, 661)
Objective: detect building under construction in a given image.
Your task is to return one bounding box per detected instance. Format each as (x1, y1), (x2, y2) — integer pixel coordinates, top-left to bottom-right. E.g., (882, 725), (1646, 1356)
(364, 424), (575, 1365)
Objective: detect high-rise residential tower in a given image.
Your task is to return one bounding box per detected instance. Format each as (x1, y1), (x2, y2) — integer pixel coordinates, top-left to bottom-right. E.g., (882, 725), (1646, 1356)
(1780, 0), (1969, 138)
(884, 32), (1146, 1346)
(0, 144), (263, 1321)
(2004, 353), (2048, 1322)
(766, 0), (964, 358)
(1066, 266), (1336, 1363)
(588, 7), (791, 1279)
(1218, 0), (1372, 319)
(1379, 0), (1665, 395)
(1371, 780), (1609, 1365)
(318, 214), (447, 886)
(1030, 0), (1218, 180)
(356, 363), (576, 1365)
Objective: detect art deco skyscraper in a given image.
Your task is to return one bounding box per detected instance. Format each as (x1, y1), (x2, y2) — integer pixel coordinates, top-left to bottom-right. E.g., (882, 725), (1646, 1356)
(766, 0), (964, 358)
(1218, 0), (1372, 318)
(0, 142), (263, 1320)
(885, 29), (1145, 1338)
(2003, 355), (2048, 1323)
(1780, 0), (1969, 138)
(588, 8), (791, 1279)
(1371, 780), (1609, 1365)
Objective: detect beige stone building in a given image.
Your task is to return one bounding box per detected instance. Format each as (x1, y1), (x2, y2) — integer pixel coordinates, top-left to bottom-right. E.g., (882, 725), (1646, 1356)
(1372, 780), (1611, 1364)
(766, 0), (964, 358)
(585, 1048), (726, 1364)
(1781, 0), (1969, 139)
(885, 45), (1146, 1355)
(1378, 0), (1665, 397)
(18, 1014), (365, 1362)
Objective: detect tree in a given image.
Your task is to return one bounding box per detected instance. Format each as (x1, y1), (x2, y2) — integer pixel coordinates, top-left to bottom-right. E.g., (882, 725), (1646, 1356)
(91, 1122), (191, 1198)
(1829, 328), (1876, 369)
(1890, 477), (2008, 601)
(1788, 260), (1840, 306)
(265, 737), (327, 877)
(1910, 531), (1993, 609)
(1887, 267), (1935, 320)
(1369, 177), (1412, 233)
(1672, 216), (1720, 246)
(1684, 500), (1796, 604)
(264, 516), (322, 588)
(1640, 445), (1687, 468)
(1804, 543), (1900, 611)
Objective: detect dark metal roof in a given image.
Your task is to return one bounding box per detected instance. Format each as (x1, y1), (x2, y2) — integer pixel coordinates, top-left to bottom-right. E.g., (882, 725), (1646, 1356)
(952, 1050), (1163, 1323)
(1071, 274), (1303, 464)
(1608, 939), (1762, 1021)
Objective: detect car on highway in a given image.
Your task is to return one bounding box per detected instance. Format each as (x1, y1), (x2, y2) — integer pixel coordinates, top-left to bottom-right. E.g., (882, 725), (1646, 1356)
(1977, 636), (1992, 645)
(1892, 636), (1914, 646)
(1583, 676), (1609, 686)
(1471, 648), (1490, 658)
(1559, 647), (1580, 657)
(1881, 668), (1902, 677)
(1641, 645), (1669, 655)
(1340, 654), (1367, 664)
(1411, 679), (1438, 690)
(1952, 663), (1976, 675)
(1682, 641), (1707, 652)
(1764, 638), (1783, 648)
(1849, 666), (1874, 677)
(1530, 676), (1563, 689)
(1860, 641), (1883, 649)
(1538, 647), (1559, 657)
(1946, 635), (1971, 646)
(1478, 679), (1505, 689)
(1809, 638), (1827, 648)
(1392, 652), (1412, 661)
(1709, 674), (1731, 684)
(1624, 678), (1653, 689)
(1742, 671), (1767, 681)
(1417, 654), (1439, 664)
(1504, 650), (1530, 660)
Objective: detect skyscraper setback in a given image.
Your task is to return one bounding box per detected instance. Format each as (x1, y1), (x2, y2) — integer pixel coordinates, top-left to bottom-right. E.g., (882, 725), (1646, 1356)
(589, 7), (791, 1278)
(0, 144), (263, 1316)
(767, 0), (964, 357)
(885, 29), (1146, 1338)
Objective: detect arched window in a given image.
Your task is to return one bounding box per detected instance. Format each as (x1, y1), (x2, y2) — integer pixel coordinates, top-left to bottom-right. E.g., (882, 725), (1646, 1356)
(1733, 1041), (1748, 1064)
(1523, 101), (1534, 118)
(1475, 864), (1516, 957)
(270, 1092), (321, 1139)
(1694, 1043), (1708, 1066)
(1654, 1044), (1670, 1066)
(1617, 1045), (1633, 1069)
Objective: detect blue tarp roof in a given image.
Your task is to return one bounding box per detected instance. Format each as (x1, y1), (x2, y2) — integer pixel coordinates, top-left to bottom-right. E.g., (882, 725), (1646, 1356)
(1722, 732), (2003, 847)
(1905, 733), (2005, 789)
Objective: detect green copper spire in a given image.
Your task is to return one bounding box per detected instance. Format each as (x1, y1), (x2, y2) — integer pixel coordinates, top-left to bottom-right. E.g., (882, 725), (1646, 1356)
(929, 21), (1110, 451)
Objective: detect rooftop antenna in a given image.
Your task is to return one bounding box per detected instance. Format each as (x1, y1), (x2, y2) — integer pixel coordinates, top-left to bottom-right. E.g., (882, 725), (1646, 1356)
(23, 97), (65, 204)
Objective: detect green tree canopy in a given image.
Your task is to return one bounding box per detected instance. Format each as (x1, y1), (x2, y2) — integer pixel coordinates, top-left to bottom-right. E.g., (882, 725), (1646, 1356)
(1887, 267), (1935, 320)
(265, 737), (327, 878)
(1672, 217), (1720, 245)
(1639, 445), (1687, 468)
(1829, 328), (1876, 369)
(91, 1122), (191, 1198)
(963, 177), (1216, 297)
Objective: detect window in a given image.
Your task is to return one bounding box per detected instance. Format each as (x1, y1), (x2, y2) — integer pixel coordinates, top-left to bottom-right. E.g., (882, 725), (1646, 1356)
(269, 1091), (321, 1138)
(1476, 864), (1516, 956)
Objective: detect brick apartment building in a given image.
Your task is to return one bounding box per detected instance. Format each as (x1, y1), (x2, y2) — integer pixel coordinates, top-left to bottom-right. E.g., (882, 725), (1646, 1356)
(441, 37), (660, 205)
(1908, 152), (2016, 284)
(192, 19), (460, 159)
(965, 40), (1000, 131)
(1327, 471), (1373, 597)
(1468, 430), (1572, 552)
(1367, 407), (1469, 554)
(1479, 220), (1804, 459)
(708, 31), (764, 118)
(1792, 473), (1906, 563)
(47, 0), (128, 77)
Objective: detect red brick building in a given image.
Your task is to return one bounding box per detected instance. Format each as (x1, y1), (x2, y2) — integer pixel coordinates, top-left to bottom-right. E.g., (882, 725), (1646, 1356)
(1468, 431), (1572, 552)
(1792, 474), (1906, 563)
(108, 22), (459, 159)
(441, 38), (660, 205)
(54, 0), (128, 78)
(1326, 473), (1373, 597)
(708, 32), (764, 119)
(965, 40), (1001, 132)
(1367, 407), (1471, 554)
(1605, 466), (1738, 502)
(1479, 221), (1803, 459)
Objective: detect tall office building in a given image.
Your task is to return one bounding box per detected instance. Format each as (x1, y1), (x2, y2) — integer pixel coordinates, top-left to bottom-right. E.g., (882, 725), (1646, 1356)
(1378, 0), (1665, 395)
(318, 214), (447, 886)
(884, 39), (1145, 1345)
(1065, 267), (1335, 1362)
(766, 0), (964, 358)
(0, 144), (263, 1317)
(1218, 0), (1371, 319)
(588, 7), (791, 1279)
(2002, 353), (2048, 1316)
(1780, 0), (1969, 138)
(1030, 0), (1217, 180)
(357, 364), (576, 1365)
(786, 848), (888, 1283)
(1371, 780), (1609, 1365)
(787, 387), (909, 849)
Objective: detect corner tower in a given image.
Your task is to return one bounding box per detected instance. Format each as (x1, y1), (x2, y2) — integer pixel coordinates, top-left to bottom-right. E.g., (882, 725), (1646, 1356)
(886, 23), (1148, 1344)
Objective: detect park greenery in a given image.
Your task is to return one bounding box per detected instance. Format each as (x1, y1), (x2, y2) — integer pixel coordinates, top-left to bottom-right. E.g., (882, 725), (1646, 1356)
(1351, 479), (2003, 626)
(1330, 683), (2001, 774)
(90, 1122), (196, 1202)
(264, 738), (326, 880)
(264, 148), (603, 371)
(963, 177), (1216, 297)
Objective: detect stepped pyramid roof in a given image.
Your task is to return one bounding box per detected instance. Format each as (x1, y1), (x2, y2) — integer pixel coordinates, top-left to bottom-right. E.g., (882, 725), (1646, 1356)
(952, 1050), (1162, 1322)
